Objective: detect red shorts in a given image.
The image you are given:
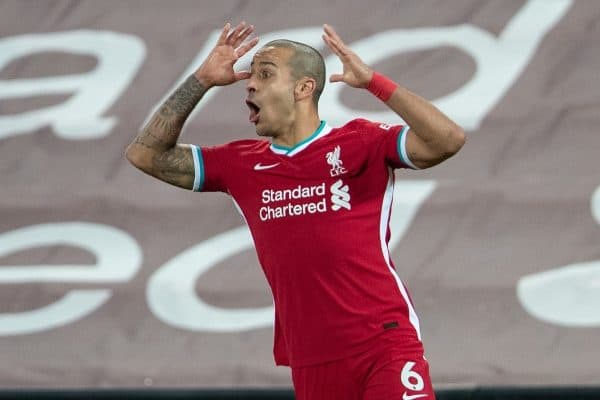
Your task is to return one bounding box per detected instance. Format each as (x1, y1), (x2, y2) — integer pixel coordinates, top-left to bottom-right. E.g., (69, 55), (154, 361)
(291, 335), (435, 400)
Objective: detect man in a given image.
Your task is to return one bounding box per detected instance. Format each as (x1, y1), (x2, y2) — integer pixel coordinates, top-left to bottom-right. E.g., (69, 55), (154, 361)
(127, 21), (465, 400)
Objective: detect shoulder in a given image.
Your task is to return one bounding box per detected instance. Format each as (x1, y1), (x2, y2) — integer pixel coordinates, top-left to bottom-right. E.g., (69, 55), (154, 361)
(336, 118), (396, 135)
(229, 139), (269, 151)
(202, 139), (270, 155)
(332, 119), (401, 148)
(337, 118), (373, 132)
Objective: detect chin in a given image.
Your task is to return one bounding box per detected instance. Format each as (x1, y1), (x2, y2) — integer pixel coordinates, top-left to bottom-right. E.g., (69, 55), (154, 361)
(256, 130), (268, 137)
(255, 123), (274, 138)
(254, 126), (266, 136)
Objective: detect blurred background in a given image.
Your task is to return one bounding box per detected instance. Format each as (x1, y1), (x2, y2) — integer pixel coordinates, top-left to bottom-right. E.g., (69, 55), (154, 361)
(1, 0), (599, 397)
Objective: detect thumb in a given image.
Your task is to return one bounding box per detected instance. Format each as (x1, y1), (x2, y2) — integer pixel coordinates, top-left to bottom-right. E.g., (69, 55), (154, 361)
(234, 70), (251, 81)
(329, 73), (344, 83)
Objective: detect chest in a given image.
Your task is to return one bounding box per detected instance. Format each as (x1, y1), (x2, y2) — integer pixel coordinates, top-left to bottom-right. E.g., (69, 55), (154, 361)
(228, 139), (388, 224)
(248, 140), (369, 184)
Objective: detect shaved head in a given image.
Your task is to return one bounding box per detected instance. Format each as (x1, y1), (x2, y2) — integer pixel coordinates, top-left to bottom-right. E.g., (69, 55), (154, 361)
(263, 39), (326, 106)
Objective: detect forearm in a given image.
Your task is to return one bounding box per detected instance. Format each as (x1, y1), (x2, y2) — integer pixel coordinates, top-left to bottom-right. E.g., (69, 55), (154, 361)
(385, 84), (464, 155)
(130, 74), (208, 153)
(366, 72), (465, 168)
(126, 74), (208, 189)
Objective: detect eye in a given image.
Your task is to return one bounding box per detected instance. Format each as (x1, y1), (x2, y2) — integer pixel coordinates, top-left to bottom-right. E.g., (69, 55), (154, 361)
(260, 70), (272, 79)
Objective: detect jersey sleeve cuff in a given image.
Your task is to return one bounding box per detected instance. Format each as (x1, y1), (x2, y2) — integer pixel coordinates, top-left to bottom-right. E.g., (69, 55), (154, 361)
(397, 126), (419, 170)
(190, 145), (205, 191)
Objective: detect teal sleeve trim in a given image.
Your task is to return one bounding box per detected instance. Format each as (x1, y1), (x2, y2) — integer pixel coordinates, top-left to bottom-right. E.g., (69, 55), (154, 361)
(190, 145), (205, 191)
(396, 125), (419, 170)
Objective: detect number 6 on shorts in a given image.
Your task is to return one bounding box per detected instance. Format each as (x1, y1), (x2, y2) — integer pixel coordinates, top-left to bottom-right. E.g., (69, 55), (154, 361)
(401, 361), (425, 391)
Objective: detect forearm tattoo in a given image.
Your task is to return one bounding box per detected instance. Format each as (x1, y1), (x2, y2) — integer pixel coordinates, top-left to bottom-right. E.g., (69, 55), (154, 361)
(131, 75), (207, 185)
(134, 74), (207, 150)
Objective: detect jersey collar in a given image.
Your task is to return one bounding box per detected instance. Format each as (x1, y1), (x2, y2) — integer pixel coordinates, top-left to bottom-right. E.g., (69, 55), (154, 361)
(269, 121), (332, 157)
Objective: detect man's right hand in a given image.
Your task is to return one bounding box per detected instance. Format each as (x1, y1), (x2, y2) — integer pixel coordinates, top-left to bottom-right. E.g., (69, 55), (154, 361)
(195, 22), (259, 88)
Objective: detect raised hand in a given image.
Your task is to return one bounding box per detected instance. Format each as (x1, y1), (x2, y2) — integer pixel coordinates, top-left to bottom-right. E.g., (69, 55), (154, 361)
(195, 22), (259, 88)
(322, 24), (373, 88)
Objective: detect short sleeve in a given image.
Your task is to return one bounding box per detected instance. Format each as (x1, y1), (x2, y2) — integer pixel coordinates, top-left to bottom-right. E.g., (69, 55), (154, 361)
(189, 143), (231, 192)
(359, 120), (419, 170)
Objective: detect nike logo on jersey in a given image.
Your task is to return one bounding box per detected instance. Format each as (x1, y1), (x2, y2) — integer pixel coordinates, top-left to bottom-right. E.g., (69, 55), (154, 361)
(402, 393), (427, 400)
(254, 162), (280, 171)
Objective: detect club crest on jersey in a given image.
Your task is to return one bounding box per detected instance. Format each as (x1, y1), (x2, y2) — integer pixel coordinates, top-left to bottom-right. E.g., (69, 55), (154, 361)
(326, 145), (347, 177)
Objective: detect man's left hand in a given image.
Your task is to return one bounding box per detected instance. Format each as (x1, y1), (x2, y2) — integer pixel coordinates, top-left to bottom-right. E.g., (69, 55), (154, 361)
(322, 24), (373, 88)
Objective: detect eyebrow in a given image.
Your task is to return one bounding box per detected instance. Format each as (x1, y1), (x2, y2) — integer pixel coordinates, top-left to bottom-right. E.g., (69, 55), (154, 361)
(250, 61), (278, 67)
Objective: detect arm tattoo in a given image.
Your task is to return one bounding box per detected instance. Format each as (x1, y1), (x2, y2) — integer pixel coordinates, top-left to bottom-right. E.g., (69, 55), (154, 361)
(128, 75), (208, 187)
(160, 75), (206, 118)
(134, 74), (208, 151)
(153, 146), (195, 184)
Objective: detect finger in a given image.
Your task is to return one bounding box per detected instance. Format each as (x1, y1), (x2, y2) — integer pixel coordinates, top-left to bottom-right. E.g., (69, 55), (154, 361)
(323, 24), (350, 57)
(234, 37), (260, 59)
(328, 35), (349, 58)
(226, 22), (244, 45)
(227, 21), (246, 45)
(234, 70), (251, 81)
(321, 34), (337, 54)
(233, 24), (255, 48)
(322, 34), (344, 59)
(217, 22), (231, 45)
(329, 73), (344, 83)
(323, 24), (344, 46)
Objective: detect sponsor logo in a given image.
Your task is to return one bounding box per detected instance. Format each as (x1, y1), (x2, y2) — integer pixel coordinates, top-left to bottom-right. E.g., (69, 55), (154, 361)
(258, 179), (352, 221)
(326, 145), (347, 177)
(330, 179), (351, 211)
(254, 162), (280, 171)
(261, 184), (326, 204)
(379, 123), (393, 130)
(259, 183), (327, 221)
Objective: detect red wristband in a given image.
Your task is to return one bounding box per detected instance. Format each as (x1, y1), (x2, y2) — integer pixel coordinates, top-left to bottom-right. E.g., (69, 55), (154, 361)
(366, 72), (398, 102)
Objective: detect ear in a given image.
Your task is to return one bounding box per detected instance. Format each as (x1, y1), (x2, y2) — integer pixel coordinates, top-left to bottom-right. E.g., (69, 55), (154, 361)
(294, 77), (316, 102)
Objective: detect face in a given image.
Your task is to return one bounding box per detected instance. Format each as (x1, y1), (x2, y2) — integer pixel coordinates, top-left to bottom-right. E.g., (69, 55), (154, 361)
(246, 46), (297, 137)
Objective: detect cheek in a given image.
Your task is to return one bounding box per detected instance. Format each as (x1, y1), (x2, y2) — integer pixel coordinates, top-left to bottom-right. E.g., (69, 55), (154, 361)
(262, 89), (293, 119)
(272, 86), (295, 112)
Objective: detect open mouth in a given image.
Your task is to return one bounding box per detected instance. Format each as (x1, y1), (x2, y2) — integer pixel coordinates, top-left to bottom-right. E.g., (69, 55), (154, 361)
(246, 99), (260, 124)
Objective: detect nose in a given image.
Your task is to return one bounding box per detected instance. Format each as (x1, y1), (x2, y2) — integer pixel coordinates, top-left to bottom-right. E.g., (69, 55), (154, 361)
(246, 76), (256, 93)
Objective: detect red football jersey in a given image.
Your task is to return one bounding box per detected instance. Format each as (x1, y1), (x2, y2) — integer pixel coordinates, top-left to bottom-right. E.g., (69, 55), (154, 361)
(191, 119), (423, 367)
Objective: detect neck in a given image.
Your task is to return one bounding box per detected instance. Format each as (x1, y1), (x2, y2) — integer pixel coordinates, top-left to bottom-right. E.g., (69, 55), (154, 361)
(272, 110), (321, 149)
